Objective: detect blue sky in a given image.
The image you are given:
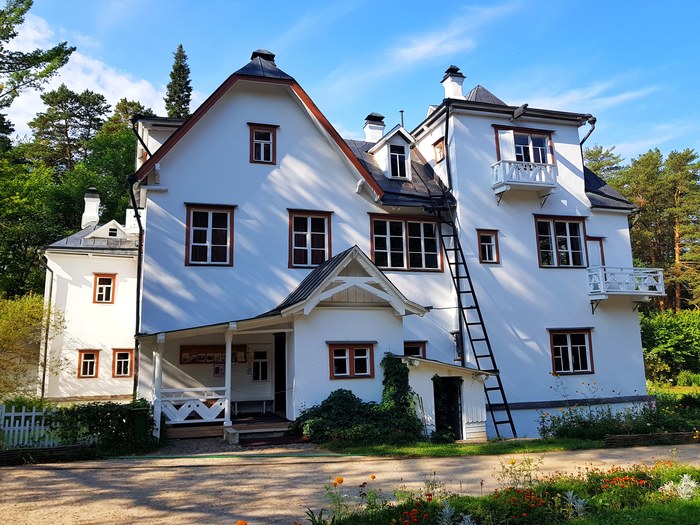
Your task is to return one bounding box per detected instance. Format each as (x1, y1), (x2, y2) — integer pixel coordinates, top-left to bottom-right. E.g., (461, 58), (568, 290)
(7, 0), (700, 163)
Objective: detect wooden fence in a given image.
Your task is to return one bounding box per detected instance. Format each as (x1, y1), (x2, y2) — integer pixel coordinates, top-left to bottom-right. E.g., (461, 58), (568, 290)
(0, 405), (62, 449)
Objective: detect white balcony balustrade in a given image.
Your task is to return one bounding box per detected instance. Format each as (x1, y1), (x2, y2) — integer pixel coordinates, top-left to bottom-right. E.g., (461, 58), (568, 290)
(587, 266), (665, 298)
(160, 387), (227, 424)
(491, 160), (557, 196)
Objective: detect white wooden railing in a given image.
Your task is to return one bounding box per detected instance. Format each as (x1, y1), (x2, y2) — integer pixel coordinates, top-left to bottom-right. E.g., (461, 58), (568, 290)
(159, 387), (227, 424)
(1, 405), (61, 449)
(587, 266), (665, 296)
(491, 160), (557, 190)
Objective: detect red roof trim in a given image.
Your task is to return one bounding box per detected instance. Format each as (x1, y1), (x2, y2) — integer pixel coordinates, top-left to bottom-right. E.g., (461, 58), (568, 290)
(135, 75), (383, 198)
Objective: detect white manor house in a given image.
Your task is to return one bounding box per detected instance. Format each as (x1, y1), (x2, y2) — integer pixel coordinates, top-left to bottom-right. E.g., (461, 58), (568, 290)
(42, 50), (664, 439)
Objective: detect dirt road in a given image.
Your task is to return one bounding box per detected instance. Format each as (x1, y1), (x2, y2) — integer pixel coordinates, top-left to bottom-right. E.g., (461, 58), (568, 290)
(2, 442), (698, 524)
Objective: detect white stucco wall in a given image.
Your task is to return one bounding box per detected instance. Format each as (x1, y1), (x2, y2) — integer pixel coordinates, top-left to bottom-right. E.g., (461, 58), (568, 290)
(44, 251), (137, 399)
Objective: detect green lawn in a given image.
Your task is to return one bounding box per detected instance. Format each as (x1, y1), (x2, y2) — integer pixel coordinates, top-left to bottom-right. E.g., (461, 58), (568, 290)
(327, 437), (603, 457)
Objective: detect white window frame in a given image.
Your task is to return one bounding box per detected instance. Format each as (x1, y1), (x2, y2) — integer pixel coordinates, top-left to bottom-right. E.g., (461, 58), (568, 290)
(495, 127), (554, 165)
(477, 230), (499, 264)
(112, 349), (133, 378)
(329, 344), (374, 379)
(252, 350), (269, 382)
(371, 217), (440, 271)
(550, 330), (593, 374)
(186, 206), (234, 266)
(536, 217), (586, 268)
(389, 144), (408, 178)
(78, 350), (98, 378)
(249, 123), (277, 164)
(93, 274), (115, 304)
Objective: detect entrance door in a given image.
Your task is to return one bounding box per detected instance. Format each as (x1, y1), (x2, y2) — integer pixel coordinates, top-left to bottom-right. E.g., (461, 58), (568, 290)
(274, 333), (286, 417)
(432, 376), (463, 440)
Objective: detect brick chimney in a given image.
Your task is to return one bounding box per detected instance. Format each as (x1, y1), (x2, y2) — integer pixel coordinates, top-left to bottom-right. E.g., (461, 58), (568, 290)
(81, 188), (100, 229)
(363, 113), (385, 142)
(441, 65), (465, 99)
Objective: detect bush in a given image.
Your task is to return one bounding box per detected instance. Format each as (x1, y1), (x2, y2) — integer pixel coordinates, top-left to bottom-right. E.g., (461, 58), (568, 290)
(676, 370), (700, 387)
(642, 310), (700, 381)
(290, 355), (423, 445)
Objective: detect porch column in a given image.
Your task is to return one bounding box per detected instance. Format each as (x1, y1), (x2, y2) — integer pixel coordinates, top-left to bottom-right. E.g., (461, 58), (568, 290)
(224, 328), (233, 425)
(153, 333), (165, 438)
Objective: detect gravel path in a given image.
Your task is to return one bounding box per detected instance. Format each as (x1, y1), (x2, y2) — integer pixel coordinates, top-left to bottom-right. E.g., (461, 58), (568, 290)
(2, 441), (699, 524)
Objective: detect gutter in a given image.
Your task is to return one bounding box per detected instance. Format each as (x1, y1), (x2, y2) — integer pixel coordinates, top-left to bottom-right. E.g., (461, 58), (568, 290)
(127, 174), (144, 400)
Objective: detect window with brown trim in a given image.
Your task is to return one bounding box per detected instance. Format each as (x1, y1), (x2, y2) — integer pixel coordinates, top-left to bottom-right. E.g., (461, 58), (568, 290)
(477, 229), (500, 264)
(549, 329), (593, 374)
(93, 274), (116, 304)
(289, 210), (332, 267)
(433, 138), (445, 163)
(112, 349), (133, 378)
(371, 216), (441, 271)
(249, 123), (277, 164)
(535, 216), (586, 268)
(185, 205), (235, 266)
(494, 126), (555, 164)
(78, 350), (99, 378)
(329, 344), (375, 379)
(404, 341), (426, 358)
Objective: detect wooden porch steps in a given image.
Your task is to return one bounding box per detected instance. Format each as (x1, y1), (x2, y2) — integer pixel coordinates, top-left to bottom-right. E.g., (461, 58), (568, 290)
(224, 423), (290, 445)
(163, 424), (223, 439)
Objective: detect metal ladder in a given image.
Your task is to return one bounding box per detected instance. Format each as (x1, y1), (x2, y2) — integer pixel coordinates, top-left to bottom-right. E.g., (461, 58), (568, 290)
(426, 195), (517, 438)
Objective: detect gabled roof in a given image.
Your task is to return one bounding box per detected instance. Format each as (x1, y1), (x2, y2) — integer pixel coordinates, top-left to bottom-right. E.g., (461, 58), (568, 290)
(367, 124), (414, 154)
(133, 50), (383, 197)
(84, 219), (127, 239)
(345, 139), (453, 207)
(464, 85), (507, 106)
(583, 167), (635, 211)
(257, 245), (428, 318)
(46, 224), (137, 254)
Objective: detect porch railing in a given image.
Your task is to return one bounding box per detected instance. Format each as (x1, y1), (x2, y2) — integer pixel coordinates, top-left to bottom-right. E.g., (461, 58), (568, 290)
(160, 387), (227, 424)
(491, 160), (557, 190)
(587, 266), (665, 296)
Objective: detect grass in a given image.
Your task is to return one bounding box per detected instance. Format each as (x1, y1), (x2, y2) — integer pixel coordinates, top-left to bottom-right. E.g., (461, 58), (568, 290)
(326, 437), (603, 456)
(650, 385), (700, 395)
(575, 500), (700, 525)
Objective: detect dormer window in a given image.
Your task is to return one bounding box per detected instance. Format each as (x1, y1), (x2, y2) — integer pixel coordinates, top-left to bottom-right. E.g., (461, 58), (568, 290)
(389, 145), (407, 178)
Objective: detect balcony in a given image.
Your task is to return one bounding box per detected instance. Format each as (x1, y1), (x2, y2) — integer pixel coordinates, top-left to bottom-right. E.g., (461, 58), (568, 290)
(491, 160), (557, 198)
(587, 266), (665, 299)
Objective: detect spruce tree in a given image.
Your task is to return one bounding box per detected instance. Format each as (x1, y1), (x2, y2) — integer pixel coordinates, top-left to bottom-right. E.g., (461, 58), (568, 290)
(164, 44), (192, 119)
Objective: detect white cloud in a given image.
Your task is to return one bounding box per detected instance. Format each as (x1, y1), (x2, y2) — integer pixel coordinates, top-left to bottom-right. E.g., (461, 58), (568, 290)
(526, 82), (659, 114)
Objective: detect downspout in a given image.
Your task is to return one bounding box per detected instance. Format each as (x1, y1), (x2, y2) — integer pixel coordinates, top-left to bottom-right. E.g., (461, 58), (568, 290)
(579, 115), (597, 147)
(442, 100), (465, 368)
(130, 115), (153, 159)
(127, 174), (144, 400)
(38, 255), (53, 400)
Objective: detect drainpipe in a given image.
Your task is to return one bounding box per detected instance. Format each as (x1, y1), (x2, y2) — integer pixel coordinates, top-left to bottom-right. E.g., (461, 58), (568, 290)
(579, 115), (597, 147)
(442, 101), (466, 368)
(127, 174), (144, 400)
(130, 114), (153, 159)
(38, 255), (53, 400)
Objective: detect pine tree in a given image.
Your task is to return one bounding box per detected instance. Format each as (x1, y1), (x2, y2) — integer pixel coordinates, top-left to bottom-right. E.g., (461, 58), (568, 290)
(164, 44), (192, 119)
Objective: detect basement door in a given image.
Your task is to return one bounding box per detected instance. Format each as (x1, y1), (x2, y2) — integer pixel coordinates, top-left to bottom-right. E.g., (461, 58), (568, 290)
(432, 376), (463, 440)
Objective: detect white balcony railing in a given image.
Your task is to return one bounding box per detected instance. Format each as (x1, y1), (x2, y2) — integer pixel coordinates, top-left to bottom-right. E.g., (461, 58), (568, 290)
(491, 160), (557, 193)
(160, 387), (227, 424)
(587, 266), (665, 297)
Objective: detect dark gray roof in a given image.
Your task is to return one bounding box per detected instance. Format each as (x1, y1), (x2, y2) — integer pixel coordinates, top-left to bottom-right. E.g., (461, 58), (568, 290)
(233, 50), (293, 80)
(584, 167), (635, 211)
(46, 225), (138, 254)
(464, 85), (506, 106)
(256, 246), (357, 318)
(345, 139), (452, 207)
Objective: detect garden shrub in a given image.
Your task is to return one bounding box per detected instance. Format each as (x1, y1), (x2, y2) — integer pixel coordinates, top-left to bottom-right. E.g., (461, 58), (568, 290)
(641, 310), (700, 381)
(290, 354), (423, 445)
(676, 370), (700, 387)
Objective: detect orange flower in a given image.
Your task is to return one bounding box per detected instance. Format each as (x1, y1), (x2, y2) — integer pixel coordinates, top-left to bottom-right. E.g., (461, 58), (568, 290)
(370, 474), (376, 480)
(334, 476), (344, 485)
(236, 521), (248, 525)
(425, 493), (433, 502)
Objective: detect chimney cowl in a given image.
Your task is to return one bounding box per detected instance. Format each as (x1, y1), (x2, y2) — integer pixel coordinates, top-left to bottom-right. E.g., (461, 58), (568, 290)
(364, 112), (385, 123)
(441, 65), (466, 99)
(251, 49), (276, 63)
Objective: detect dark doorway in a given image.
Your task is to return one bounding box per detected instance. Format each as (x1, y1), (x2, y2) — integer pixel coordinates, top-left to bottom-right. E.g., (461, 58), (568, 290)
(432, 376), (463, 440)
(274, 333), (286, 416)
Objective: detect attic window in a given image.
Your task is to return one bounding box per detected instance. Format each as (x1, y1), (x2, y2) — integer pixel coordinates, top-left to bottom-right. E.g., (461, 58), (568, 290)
(249, 123), (278, 164)
(108, 228), (118, 237)
(389, 145), (407, 178)
(433, 138), (445, 163)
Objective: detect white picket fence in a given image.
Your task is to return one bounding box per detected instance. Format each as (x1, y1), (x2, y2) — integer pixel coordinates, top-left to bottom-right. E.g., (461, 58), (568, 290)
(0, 405), (62, 449)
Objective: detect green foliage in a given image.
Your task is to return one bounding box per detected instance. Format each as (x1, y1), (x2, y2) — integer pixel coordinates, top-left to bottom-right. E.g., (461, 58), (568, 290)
(0, 294), (62, 399)
(47, 399), (156, 455)
(676, 370), (700, 387)
(641, 310), (700, 380)
(164, 44), (192, 119)
(0, 0), (74, 109)
(584, 144), (624, 179)
(290, 355), (423, 445)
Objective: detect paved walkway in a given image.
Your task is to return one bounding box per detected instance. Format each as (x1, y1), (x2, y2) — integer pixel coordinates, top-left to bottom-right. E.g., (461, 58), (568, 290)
(2, 440), (699, 524)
